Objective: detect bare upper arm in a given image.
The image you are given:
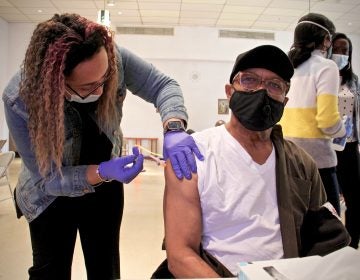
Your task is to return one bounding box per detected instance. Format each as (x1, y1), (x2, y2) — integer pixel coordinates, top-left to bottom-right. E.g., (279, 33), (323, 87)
(164, 160), (202, 256)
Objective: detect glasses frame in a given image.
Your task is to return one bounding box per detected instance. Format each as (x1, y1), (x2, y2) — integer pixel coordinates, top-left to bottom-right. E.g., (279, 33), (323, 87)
(232, 71), (290, 97)
(65, 69), (114, 100)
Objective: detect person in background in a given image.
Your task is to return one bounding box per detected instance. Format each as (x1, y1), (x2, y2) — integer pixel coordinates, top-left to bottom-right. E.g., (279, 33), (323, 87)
(331, 32), (360, 249)
(214, 120), (226, 127)
(2, 13), (202, 280)
(279, 13), (349, 215)
(152, 45), (349, 278)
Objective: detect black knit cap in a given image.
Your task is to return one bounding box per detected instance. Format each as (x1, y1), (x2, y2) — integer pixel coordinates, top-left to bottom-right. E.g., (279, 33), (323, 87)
(229, 45), (294, 83)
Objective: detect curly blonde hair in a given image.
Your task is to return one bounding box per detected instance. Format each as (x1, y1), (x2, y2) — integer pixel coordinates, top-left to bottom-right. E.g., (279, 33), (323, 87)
(20, 13), (119, 177)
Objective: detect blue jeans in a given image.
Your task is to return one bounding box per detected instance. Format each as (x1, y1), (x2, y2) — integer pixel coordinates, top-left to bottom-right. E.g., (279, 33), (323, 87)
(319, 167), (340, 215)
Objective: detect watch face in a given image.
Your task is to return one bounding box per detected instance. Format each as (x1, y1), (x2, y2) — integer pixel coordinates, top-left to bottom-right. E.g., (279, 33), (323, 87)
(165, 121), (185, 133)
(168, 121), (182, 129)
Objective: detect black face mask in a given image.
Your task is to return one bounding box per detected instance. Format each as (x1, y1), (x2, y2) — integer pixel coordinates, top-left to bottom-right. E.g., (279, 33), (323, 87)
(229, 89), (285, 131)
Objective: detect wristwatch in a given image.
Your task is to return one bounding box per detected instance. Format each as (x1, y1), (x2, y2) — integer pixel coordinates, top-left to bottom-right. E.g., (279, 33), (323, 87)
(164, 120), (186, 133)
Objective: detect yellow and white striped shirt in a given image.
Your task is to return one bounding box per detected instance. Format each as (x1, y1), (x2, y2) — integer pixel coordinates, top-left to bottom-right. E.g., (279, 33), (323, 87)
(280, 50), (345, 168)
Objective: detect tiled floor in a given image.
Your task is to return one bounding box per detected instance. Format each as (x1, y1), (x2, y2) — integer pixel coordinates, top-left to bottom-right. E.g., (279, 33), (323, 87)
(0, 157), (357, 279)
(0, 158), (166, 279)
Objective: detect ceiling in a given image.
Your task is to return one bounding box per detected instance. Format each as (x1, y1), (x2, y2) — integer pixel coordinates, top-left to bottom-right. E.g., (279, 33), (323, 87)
(0, 0), (360, 35)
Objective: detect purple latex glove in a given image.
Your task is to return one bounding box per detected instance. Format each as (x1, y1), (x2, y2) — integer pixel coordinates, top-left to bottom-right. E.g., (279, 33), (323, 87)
(163, 131), (204, 180)
(98, 146), (144, 184)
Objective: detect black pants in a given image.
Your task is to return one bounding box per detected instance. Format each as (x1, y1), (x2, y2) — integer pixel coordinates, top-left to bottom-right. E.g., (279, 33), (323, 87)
(336, 142), (360, 249)
(319, 167), (340, 215)
(28, 182), (124, 280)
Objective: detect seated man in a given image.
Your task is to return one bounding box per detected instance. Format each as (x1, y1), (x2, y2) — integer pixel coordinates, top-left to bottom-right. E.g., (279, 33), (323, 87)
(155, 45), (350, 278)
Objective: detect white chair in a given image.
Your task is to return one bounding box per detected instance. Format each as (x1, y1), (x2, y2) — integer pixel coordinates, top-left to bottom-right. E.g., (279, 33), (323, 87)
(0, 139), (6, 152)
(0, 151), (16, 207)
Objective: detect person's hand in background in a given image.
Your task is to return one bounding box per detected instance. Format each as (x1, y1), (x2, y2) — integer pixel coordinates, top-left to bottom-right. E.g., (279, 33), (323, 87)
(163, 131), (204, 180)
(343, 115), (353, 137)
(98, 146), (144, 184)
(332, 116), (353, 151)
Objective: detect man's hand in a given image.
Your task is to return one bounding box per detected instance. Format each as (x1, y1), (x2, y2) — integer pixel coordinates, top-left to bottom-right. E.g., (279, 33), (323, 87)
(163, 131), (204, 180)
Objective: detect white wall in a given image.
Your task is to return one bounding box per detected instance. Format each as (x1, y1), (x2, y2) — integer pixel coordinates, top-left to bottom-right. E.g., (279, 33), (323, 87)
(118, 27), (296, 150)
(118, 27), (360, 151)
(2, 23), (360, 154)
(7, 23), (35, 77)
(0, 23), (35, 151)
(0, 17), (8, 148)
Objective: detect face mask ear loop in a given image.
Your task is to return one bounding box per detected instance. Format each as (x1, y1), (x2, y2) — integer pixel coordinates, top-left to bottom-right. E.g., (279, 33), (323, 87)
(296, 20), (332, 39)
(327, 45), (333, 59)
(346, 61), (351, 70)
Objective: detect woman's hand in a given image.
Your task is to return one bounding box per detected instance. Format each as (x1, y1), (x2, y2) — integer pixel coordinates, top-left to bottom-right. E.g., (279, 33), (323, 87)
(163, 131), (204, 180)
(98, 146), (144, 184)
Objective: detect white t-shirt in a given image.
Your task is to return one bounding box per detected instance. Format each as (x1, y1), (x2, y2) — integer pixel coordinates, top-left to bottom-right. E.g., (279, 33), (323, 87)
(193, 125), (284, 275)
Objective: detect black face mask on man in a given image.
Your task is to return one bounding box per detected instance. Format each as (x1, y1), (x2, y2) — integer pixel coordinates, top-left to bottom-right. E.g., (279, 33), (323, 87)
(229, 89), (285, 131)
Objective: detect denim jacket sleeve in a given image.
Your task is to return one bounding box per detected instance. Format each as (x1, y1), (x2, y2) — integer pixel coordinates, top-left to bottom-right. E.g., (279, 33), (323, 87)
(117, 45), (188, 123)
(3, 72), (95, 197)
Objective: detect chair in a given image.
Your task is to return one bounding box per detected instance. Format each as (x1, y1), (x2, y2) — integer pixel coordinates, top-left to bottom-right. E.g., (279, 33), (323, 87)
(0, 139), (6, 152)
(0, 151), (16, 207)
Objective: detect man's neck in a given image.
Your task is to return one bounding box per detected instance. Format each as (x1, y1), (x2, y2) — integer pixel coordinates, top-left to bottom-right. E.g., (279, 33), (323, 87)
(225, 119), (273, 165)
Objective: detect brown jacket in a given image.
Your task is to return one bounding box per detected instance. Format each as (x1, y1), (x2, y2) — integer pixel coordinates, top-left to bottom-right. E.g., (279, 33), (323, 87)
(272, 125), (350, 257)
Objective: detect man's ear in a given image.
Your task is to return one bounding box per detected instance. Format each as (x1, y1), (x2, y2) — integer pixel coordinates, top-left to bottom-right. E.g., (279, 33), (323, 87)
(284, 96), (289, 106)
(225, 84), (233, 99)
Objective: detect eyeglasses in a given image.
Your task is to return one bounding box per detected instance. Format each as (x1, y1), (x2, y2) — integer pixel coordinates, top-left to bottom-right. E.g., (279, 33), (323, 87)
(66, 69), (114, 100)
(232, 71), (289, 97)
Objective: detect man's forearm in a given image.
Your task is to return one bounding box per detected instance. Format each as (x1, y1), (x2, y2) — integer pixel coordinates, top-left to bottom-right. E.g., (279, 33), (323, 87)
(168, 251), (220, 278)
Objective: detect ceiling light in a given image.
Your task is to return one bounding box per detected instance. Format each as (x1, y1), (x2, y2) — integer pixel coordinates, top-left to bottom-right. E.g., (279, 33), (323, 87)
(97, 0), (111, 27)
(97, 9), (111, 27)
(107, 0), (115, 6)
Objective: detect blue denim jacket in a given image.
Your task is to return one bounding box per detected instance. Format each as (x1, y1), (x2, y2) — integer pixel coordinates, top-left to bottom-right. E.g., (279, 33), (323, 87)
(3, 46), (188, 222)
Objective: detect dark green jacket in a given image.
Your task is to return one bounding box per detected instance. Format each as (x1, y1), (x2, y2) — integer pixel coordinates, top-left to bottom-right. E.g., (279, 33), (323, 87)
(272, 124), (349, 257)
